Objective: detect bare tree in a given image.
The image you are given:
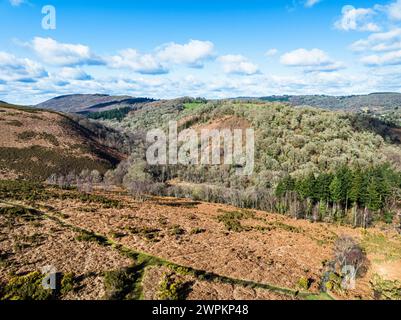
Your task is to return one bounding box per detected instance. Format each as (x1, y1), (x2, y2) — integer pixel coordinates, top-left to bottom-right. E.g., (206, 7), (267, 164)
(333, 236), (369, 278)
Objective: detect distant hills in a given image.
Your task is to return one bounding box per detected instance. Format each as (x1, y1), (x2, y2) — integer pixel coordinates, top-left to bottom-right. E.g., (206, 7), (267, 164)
(34, 93), (401, 116)
(35, 94), (155, 114)
(258, 92), (401, 112)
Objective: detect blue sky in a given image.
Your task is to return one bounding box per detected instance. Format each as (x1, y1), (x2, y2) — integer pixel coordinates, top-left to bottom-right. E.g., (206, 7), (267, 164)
(1, 0), (401, 104)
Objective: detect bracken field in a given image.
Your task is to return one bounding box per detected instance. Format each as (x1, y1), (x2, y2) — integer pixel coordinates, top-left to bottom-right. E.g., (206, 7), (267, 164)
(1, 181), (400, 300)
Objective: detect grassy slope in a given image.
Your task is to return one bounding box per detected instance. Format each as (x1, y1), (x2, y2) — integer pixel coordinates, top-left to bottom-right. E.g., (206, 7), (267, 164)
(0, 185), (332, 300)
(0, 103), (122, 180)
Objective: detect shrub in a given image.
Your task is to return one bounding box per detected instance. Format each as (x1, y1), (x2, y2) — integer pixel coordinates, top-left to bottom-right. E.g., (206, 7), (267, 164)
(110, 232), (126, 239)
(6, 120), (23, 127)
(60, 272), (76, 295)
(216, 210), (254, 232)
(103, 267), (142, 300)
(297, 277), (313, 290)
(169, 225), (185, 236)
(75, 231), (108, 245)
(17, 131), (37, 141)
(190, 228), (206, 235)
(0, 272), (53, 300)
(371, 274), (401, 300)
(128, 227), (160, 242)
(0, 206), (43, 222)
(158, 272), (192, 300)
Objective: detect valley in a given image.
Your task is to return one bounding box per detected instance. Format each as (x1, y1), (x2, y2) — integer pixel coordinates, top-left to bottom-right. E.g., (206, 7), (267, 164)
(0, 96), (400, 301)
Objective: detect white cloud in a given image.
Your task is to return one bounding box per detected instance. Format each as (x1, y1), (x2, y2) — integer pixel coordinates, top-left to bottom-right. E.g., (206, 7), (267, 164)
(280, 48), (344, 72)
(281, 48), (331, 66)
(0, 68), (387, 106)
(361, 50), (401, 66)
(58, 67), (92, 81)
(304, 0), (321, 8)
(156, 40), (214, 67)
(108, 49), (168, 75)
(351, 28), (401, 52)
(0, 51), (47, 82)
(281, 48), (326, 65)
(265, 49), (278, 57)
(334, 5), (380, 32)
(218, 55), (260, 75)
(304, 62), (346, 73)
(29, 37), (104, 66)
(9, 0), (24, 6)
(349, 27), (401, 66)
(384, 0), (401, 20)
(107, 40), (214, 74)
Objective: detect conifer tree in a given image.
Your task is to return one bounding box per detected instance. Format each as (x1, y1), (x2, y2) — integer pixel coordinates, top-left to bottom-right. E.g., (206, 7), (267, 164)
(330, 175), (342, 216)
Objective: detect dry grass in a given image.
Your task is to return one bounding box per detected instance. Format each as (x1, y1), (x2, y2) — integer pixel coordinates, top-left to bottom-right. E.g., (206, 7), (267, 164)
(1, 186), (400, 300)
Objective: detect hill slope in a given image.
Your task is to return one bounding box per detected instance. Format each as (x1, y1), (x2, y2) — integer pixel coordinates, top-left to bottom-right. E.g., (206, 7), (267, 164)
(104, 99), (401, 226)
(36, 94), (155, 114)
(258, 93), (401, 125)
(0, 102), (124, 180)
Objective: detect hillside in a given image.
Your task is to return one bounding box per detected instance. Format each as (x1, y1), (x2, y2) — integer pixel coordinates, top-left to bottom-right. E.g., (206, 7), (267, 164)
(258, 93), (401, 125)
(258, 93), (401, 110)
(110, 99), (401, 176)
(1, 181), (400, 300)
(0, 102), (124, 180)
(35, 94), (155, 114)
(0, 99), (400, 301)
(103, 99), (401, 228)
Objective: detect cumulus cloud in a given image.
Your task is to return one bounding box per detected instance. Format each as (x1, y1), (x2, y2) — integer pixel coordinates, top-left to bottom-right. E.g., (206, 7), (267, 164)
(156, 40), (214, 67)
(29, 37), (104, 66)
(218, 55), (260, 75)
(281, 48), (331, 66)
(304, 0), (321, 8)
(382, 0), (401, 21)
(107, 39), (214, 74)
(280, 48), (344, 72)
(349, 27), (401, 66)
(334, 5), (380, 32)
(108, 49), (168, 75)
(0, 51), (48, 82)
(0, 67), (385, 106)
(361, 50), (401, 66)
(351, 28), (401, 52)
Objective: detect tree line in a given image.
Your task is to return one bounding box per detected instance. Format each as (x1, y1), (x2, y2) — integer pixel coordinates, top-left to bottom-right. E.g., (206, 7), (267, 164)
(275, 164), (400, 227)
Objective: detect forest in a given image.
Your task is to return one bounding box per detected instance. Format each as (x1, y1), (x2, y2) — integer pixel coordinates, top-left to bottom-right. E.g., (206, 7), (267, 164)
(75, 99), (401, 228)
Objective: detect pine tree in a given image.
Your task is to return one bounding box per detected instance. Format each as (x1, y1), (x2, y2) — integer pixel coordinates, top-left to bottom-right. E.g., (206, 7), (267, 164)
(367, 177), (382, 211)
(337, 166), (352, 209)
(349, 169), (362, 206)
(330, 176), (342, 204)
(316, 173), (332, 203)
(330, 176), (342, 217)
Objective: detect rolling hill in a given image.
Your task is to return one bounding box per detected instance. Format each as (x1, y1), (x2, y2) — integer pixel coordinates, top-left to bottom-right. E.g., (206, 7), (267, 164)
(0, 102), (125, 180)
(35, 94), (155, 114)
(103, 99), (401, 228)
(258, 93), (401, 110)
(257, 93), (401, 125)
